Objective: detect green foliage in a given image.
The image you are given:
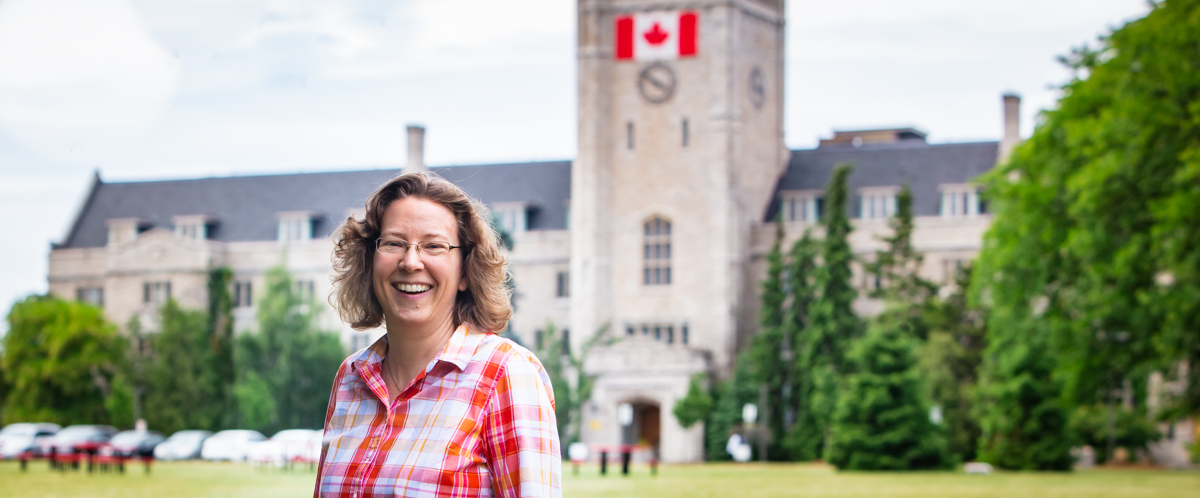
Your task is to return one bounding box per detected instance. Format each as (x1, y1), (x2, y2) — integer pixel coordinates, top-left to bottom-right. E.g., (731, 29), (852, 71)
(1069, 404), (1161, 464)
(828, 312), (954, 470)
(868, 185), (937, 313)
(788, 163), (861, 460)
(531, 321), (572, 445)
(919, 266), (987, 462)
(974, 318), (1073, 470)
(673, 374), (713, 429)
(1, 295), (126, 425)
(706, 353), (760, 461)
(973, 0), (1200, 421)
(207, 267), (237, 428)
(140, 300), (225, 434)
(235, 264), (345, 433)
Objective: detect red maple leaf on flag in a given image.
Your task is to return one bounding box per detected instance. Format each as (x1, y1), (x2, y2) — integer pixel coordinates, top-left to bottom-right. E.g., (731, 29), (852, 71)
(643, 22), (669, 45)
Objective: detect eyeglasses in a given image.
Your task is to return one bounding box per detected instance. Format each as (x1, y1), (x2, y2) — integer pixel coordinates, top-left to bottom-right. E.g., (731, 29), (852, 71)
(375, 238), (461, 257)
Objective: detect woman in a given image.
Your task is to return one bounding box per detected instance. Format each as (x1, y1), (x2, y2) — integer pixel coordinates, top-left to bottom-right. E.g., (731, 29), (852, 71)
(315, 172), (561, 497)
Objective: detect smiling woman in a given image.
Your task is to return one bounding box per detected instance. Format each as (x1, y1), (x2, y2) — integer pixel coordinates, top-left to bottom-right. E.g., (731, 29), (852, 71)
(319, 172), (561, 498)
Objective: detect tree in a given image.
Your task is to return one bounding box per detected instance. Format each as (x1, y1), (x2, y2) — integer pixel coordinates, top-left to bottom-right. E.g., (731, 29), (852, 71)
(788, 162), (861, 460)
(868, 185), (937, 334)
(828, 312), (954, 470)
(1069, 404), (1161, 465)
(1, 295), (126, 425)
(236, 264), (345, 433)
(531, 321), (572, 445)
(207, 267), (237, 428)
(705, 352), (760, 461)
(919, 265), (987, 462)
(747, 213), (800, 459)
(673, 373), (713, 429)
(140, 300), (223, 434)
(972, 0), (1200, 467)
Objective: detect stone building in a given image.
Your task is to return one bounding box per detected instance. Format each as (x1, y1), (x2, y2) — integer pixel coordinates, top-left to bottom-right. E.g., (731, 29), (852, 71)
(47, 0), (1043, 463)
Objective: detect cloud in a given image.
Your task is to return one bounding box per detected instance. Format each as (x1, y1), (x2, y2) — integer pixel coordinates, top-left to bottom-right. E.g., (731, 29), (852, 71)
(0, 0), (181, 162)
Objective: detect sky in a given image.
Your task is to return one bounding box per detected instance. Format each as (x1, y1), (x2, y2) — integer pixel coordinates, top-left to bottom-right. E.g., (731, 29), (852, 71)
(0, 0), (1154, 325)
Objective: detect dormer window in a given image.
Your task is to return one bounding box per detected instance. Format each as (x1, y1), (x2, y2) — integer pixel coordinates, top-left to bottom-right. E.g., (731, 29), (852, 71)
(859, 187), (899, 220)
(105, 218), (148, 245)
(277, 212), (315, 242)
(492, 203), (528, 234)
(939, 184), (983, 218)
(173, 215), (214, 240)
(779, 190), (824, 223)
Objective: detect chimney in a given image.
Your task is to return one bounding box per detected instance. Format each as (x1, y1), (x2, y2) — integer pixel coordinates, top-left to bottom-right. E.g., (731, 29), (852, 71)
(405, 124), (427, 174)
(999, 93), (1021, 163)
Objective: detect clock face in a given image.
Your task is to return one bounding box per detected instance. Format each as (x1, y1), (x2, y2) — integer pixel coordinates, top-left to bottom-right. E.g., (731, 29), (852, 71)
(749, 66), (766, 109)
(638, 62), (676, 104)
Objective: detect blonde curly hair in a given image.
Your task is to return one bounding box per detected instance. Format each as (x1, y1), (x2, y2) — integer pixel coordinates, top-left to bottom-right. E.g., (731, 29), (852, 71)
(330, 172), (512, 332)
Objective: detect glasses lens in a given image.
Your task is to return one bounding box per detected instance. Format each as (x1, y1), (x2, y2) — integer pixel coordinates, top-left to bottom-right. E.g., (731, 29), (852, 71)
(421, 242), (449, 256)
(378, 239), (407, 253)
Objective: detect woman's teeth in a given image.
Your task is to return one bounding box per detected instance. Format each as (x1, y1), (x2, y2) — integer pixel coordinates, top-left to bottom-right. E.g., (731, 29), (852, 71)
(397, 283), (432, 294)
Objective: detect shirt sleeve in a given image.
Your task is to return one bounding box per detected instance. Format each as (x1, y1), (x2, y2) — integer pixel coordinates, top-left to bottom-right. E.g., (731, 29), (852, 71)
(481, 351), (562, 498)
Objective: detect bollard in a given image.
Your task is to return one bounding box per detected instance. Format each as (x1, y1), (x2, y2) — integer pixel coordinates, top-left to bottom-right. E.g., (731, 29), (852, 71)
(621, 451), (631, 476)
(599, 451), (608, 476)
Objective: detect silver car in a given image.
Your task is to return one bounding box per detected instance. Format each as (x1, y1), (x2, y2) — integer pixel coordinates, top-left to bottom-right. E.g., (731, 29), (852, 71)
(153, 430), (212, 461)
(0, 423), (61, 459)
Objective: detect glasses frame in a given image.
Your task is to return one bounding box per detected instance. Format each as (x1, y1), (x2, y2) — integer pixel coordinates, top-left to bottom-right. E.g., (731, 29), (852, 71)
(375, 238), (462, 257)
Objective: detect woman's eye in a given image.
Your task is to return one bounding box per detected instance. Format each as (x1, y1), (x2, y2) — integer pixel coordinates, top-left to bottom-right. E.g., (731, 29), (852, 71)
(383, 241), (403, 248)
(424, 243), (448, 253)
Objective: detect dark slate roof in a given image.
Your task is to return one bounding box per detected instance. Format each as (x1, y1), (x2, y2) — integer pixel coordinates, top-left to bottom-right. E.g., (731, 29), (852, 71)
(59, 161), (572, 249)
(767, 141), (1000, 220)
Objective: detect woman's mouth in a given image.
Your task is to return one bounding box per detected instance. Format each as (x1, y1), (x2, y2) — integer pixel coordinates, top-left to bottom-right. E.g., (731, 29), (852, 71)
(394, 283), (432, 295)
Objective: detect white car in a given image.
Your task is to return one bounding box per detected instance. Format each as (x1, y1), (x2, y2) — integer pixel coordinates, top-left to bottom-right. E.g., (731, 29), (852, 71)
(247, 429), (320, 467)
(153, 430), (212, 461)
(200, 430), (265, 461)
(0, 423), (60, 459)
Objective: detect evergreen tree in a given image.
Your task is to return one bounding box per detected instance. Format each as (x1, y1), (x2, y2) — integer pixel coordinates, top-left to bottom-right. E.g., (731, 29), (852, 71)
(781, 230), (819, 460)
(236, 264), (345, 433)
(207, 267), (237, 428)
(828, 312), (954, 470)
(747, 213), (796, 459)
(919, 265), (987, 462)
(141, 300), (223, 434)
(868, 185), (937, 329)
(789, 162), (860, 460)
(673, 373), (713, 429)
(705, 353), (760, 461)
(1, 295), (126, 425)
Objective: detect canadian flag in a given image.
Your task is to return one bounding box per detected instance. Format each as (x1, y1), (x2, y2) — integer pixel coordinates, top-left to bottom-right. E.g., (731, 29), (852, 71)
(614, 11), (697, 61)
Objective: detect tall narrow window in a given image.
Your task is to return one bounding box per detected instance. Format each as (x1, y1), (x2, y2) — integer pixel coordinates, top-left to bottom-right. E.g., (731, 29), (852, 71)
(143, 281), (171, 304)
(643, 217), (672, 285)
(682, 119), (689, 147)
(626, 122), (634, 150)
(681, 324), (689, 345)
(561, 329), (571, 355)
(555, 271), (569, 298)
(76, 287), (104, 307)
(234, 281), (253, 308)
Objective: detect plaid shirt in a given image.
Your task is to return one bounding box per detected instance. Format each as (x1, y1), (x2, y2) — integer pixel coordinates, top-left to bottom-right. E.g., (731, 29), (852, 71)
(315, 324), (561, 498)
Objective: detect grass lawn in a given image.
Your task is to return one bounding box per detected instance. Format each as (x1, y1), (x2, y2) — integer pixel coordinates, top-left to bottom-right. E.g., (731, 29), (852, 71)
(1, 460), (1198, 497)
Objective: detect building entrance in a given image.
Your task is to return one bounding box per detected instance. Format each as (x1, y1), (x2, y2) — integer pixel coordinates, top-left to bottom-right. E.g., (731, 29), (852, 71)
(620, 401), (662, 456)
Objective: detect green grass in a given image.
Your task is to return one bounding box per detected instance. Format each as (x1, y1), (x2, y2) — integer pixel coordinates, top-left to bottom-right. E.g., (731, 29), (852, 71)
(1, 460), (1198, 497)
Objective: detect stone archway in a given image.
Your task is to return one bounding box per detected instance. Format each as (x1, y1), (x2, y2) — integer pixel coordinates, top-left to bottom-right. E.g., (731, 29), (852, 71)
(620, 400), (662, 456)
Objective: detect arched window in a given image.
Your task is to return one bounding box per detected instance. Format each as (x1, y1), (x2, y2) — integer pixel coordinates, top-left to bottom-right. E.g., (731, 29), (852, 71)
(643, 217), (671, 285)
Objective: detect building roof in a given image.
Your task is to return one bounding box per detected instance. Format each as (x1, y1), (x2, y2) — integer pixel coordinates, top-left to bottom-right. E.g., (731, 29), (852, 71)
(57, 161), (573, 249)
(769, 141), (1000, 220)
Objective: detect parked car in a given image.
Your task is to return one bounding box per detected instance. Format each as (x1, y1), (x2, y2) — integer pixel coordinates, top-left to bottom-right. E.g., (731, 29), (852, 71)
(45, 425), (118, 456)
(200, 430), (265, 461)
(248, 429), (320, 466)
(106, 430), (165, 458)
(153, 430), (212, 461)
(0, 423), (60, 459)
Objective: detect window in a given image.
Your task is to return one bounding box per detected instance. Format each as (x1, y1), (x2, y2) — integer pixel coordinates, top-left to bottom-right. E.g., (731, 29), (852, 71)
(351, 333), (371, 352)
(143, 281), (171, 305)
(106, 218), (145, 245)
(939, 184), (983, 218)
(492, 203), (527, 234)
(627, 321), (688, 345)
(561, 329), (570, 355)
(555, 271), (569, 298)
(173, 215), (212, 240)
(859, 188), (899, 220)
(666, 325), (675, 344)
(295, 280), (315, 301)
(234, 281), (253, 308)
(626, 122), (634, 149)
(682, 324), (689, 345)
(682, 119), (689, 147)
(76, 286), (104, 307)
(779, 191), (824, 222)
(643, 217), (672, 285)
(943, 258), (968, 285)
(277, 212), (314, 242)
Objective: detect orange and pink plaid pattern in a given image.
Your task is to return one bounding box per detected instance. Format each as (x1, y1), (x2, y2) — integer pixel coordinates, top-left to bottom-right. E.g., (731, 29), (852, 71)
(314, 324), (561, 497)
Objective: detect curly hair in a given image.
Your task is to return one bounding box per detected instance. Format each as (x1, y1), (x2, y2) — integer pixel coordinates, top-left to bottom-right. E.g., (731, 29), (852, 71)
(330, 172), (512, 332)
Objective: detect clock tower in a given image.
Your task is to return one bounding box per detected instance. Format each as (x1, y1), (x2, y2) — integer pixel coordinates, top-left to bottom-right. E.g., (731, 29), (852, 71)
(571, 0), (787, 462)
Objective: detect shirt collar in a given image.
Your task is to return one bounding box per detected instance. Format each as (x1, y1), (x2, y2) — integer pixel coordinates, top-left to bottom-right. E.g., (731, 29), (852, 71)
(351, 323), (485, 374)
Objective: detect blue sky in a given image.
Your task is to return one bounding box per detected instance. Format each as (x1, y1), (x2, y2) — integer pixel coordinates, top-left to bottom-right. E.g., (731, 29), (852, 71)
(0, 0), (1152, 326)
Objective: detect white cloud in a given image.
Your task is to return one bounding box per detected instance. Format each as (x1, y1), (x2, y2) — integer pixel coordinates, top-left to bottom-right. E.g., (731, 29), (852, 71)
(0, 0), (181, 161)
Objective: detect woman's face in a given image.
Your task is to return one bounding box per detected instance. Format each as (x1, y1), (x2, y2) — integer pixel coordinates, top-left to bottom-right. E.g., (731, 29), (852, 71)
(372, 197), (467, 333)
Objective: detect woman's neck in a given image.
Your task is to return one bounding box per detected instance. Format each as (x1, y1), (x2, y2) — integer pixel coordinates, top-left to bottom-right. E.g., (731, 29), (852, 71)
(381, 314), (458, 400)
